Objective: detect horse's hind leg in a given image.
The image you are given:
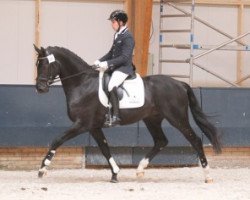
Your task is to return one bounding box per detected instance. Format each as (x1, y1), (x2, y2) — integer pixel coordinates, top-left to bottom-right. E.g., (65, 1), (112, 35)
(38, 121), (86, 178)
(137, 115), (168, 177)
(90, 128), (119, 183)
(168, 118), (213, 183)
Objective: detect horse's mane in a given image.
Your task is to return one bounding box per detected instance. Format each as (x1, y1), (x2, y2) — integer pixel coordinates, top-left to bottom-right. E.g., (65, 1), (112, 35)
(48, 46), (92, 69)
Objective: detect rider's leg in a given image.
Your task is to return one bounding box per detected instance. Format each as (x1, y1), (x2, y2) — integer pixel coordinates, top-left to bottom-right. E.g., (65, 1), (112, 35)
(109, 86), (120, 124)
(107, 71), (128, 125)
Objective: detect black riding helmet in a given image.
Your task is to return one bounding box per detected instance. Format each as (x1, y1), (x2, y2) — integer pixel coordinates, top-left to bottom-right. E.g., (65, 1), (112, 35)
(108, 10), (128, 24)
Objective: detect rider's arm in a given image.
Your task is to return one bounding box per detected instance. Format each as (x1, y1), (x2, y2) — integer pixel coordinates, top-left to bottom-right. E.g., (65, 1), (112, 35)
(99, 47), (113, 62)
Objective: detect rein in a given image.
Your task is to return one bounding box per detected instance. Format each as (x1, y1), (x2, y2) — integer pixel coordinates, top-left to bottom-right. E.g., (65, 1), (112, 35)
(52, 70), (90, 84)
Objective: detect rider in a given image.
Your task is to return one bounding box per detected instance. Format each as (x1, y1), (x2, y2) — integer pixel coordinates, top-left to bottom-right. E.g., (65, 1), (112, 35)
(94, 10), (135, 126)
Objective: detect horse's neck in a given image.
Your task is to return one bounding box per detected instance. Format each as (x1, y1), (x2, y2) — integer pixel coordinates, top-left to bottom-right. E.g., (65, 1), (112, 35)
(57, 55), (85, 77)
(51, 49), (89, 81)
(52, 49), (97, 97)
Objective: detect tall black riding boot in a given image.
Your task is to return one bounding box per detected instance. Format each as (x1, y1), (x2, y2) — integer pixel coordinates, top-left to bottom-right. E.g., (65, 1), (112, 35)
(109, 87), (121, 125)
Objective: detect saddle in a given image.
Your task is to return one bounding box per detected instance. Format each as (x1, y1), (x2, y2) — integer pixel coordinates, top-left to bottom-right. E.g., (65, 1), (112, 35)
(98, 71), (145, 109)
(102, 72), (137, 100)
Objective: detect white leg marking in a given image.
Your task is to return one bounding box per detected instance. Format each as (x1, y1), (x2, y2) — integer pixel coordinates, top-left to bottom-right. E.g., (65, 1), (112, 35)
(203, 165), (213, 183)
(39, 167), (47, 174)
(109, 157), (120, 174)
(50, 150), (56, 154)
(137, 158), (149, 173)
(44, 150), (56, 166)
(44, 159), (51, 166)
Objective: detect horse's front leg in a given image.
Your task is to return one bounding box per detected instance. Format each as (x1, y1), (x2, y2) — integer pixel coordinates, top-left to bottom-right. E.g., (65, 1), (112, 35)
(38, 121), (86, 178)
(90, 128), (120, 183)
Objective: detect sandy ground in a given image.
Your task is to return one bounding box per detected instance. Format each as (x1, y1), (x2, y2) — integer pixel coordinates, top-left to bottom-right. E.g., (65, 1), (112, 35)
(0, 165), (249, 200)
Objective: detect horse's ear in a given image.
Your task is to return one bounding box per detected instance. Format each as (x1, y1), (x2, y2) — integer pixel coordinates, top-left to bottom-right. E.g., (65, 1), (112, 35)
(41, 47), (47, 55)
(33, 44), (41, 54)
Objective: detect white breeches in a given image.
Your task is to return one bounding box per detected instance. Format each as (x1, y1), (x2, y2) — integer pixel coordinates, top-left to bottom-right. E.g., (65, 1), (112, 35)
(108, 71), (128, 92)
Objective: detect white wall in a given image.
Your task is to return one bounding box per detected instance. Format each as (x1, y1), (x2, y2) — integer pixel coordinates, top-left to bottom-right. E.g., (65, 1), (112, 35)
(242, 7), (250, 86)
(0, 1), (249, 87)
(0, 1), (35, 84)
(0, 0), (123, 84)
(40, 1), (122, 65)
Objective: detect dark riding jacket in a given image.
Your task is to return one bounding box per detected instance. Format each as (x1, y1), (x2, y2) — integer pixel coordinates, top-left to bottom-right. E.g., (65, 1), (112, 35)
(99, 28), (135, 76)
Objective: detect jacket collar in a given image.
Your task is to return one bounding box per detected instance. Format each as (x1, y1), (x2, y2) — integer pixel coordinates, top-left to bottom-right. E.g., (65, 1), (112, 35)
(114, 26), (128, 40)
(117, 26), (127, 35)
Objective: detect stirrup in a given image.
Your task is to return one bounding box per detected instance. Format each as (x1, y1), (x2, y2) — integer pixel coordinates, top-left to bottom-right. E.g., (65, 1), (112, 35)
(104, 120), (112, 127)
(104, 115), (120, 127)
(104, 113), (112, 127)
(111, 116), (121, 125)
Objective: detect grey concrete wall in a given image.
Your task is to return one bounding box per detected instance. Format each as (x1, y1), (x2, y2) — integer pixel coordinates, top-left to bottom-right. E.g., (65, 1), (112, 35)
(1, 85), (249, 166)
(0, 85), (249, 147)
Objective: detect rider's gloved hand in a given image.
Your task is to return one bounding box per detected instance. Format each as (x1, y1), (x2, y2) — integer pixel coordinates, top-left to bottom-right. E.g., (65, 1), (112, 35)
(94, 60), (101, 66)
(98, 61), (108, 71)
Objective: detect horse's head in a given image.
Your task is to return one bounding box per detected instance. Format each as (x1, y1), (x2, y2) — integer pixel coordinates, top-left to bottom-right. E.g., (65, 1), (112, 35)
(34, 45), (60, 93)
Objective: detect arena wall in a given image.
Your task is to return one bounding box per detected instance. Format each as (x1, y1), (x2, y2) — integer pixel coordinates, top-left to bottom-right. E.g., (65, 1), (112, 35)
(0, 85), (249, 169)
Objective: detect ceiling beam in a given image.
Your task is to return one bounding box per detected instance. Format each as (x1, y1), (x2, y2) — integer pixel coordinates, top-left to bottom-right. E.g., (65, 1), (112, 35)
(195, 0), (250, 6)
(31, 0), (250, 6)
(155, 0), (250, 6)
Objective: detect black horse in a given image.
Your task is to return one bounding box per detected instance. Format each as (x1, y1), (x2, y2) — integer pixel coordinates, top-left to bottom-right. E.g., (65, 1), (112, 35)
(34, 45), (221, 183)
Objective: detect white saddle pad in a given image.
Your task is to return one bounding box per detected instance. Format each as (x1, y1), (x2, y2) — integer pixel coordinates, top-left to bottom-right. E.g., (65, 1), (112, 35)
(98, 73), (145, 109)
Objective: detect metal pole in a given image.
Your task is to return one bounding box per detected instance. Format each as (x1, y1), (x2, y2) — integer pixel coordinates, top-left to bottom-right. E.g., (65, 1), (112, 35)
(167, 2), (247, 46)
(194, 32), (250, 60)
(193, 62), (239, 87)
(189, 0), (195, 86)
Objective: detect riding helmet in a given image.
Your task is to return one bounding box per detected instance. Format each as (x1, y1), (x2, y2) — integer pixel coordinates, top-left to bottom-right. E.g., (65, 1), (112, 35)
(108, 10), (128, 24)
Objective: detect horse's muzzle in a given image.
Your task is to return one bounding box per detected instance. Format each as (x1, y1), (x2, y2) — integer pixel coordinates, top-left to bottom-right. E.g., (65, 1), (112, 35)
(36, 82), (49, 93)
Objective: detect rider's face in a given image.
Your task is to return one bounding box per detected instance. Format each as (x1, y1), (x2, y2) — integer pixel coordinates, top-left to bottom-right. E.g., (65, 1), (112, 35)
(111, 20), (121, 32)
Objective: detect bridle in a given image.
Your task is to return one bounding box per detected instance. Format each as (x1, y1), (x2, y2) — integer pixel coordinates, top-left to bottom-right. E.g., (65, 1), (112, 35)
(36, 54), (96, 85)
(36, 55), (59, 85)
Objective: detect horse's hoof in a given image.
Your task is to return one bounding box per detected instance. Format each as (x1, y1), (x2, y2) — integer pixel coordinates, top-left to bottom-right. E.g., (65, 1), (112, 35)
(38, 169), (47, 178)
(110, 178), (119, 183)
(38, 171), (44, 178)
(110, 174), (119, 183)
(205, 178), (213, 183)
(136, 171), (145, 178)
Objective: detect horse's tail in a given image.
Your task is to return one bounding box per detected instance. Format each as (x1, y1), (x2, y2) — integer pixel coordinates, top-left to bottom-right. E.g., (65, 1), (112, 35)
(184, 83), (222, 154)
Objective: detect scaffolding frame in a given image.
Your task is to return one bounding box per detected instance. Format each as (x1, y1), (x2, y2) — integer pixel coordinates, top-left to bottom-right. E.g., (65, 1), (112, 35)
(159, 0), (250, 87)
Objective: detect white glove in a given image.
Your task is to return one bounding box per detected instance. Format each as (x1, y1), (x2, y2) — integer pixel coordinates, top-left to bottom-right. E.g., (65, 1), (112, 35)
(94, 60), (101, 66)
(98, 61), (108, 71)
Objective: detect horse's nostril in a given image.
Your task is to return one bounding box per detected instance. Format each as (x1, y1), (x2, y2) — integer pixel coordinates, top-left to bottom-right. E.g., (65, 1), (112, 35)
(36, 82), (49, 93)
(36, 86), (44, 93)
